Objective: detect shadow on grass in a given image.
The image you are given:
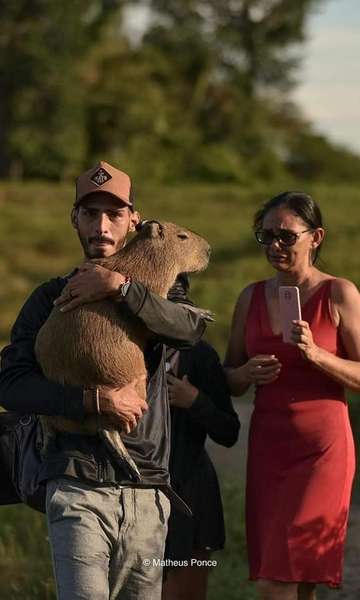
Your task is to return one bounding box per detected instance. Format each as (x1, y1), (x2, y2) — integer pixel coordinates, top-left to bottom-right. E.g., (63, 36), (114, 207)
(209, 479), (259, 600)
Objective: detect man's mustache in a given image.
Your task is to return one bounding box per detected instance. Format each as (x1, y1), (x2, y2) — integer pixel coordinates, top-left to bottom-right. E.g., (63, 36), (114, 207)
(88, 236), (115, 245)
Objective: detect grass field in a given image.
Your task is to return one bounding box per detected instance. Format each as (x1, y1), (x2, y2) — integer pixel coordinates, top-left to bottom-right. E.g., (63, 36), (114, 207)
(1, 180), (360, 598)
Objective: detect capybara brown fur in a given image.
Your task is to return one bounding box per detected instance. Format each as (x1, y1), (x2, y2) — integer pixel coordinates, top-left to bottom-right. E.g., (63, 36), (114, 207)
(35, 221), (210, 465)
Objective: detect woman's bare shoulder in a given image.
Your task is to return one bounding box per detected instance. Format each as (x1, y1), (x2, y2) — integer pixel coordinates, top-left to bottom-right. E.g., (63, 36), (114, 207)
(235, 280), (262, 306)
(329, 277), (360, 304)
(234, 280), (268, 316)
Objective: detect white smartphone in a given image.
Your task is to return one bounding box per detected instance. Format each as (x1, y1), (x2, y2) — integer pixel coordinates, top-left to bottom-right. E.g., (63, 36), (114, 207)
(279, 286), (302, 344)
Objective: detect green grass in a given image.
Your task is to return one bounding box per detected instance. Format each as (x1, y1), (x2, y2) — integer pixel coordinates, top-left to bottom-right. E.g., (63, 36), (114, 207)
(0, 506), (54, 599)
(1, 180), (360, 597)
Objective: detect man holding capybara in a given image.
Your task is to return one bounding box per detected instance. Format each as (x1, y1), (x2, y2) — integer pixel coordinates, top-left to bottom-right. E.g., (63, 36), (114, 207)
(0, 161), (209, 600)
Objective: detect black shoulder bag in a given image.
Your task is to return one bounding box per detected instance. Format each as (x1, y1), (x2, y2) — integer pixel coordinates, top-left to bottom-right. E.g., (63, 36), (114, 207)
(0, 412), (46, 512)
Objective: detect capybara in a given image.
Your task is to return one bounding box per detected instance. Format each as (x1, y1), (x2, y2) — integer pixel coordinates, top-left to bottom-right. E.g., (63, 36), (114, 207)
(35, 220), (210, 472)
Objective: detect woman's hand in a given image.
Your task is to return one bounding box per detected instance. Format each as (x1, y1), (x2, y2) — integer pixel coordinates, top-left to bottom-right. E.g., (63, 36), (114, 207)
(226, 355), (281, 390)
(291, 320), (320, 362)
(242, 354), (282, 385)
(167, 373), (199, 408)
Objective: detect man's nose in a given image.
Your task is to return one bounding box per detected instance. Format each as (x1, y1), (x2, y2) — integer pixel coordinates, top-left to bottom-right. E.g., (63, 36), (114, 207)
(95, 212), (110, 234)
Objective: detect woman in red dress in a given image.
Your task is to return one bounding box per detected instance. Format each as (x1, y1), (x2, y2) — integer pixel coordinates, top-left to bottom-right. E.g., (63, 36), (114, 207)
(225, 192), (360, 600)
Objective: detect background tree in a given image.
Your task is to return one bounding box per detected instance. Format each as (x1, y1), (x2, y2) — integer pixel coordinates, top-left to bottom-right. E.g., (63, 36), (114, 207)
(0, 0), (122, 179)
(1, 0), (360, 183)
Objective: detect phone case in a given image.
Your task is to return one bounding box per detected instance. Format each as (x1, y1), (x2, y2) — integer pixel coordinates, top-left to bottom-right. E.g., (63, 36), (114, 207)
(279, 286), (302, 344)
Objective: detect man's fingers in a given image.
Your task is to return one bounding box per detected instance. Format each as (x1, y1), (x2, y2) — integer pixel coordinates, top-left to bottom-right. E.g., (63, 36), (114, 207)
(167, 373), (179, 385)
(54, 296), (66, 306)
(59, 298), (84, 313)
(78, 263), (94, 272)
(130, 373), (147, 387)
(54, 288), (73, 305)
(123, 422), (131, 434)
(137, 400), (148, 413)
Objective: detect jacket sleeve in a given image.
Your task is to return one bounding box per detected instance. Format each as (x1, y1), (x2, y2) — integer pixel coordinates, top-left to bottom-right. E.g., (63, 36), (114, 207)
(186, 343), (240, 447)
(121, 281), (207, 348)
(0, 281), (85, 420)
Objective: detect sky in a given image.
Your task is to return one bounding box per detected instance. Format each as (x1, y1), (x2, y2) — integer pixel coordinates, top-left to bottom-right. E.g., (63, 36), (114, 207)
(293, 0), (360, 153)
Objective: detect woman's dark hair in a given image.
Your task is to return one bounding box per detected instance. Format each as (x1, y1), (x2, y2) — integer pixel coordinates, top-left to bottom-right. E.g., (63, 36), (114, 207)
(253, 191), (324, 263)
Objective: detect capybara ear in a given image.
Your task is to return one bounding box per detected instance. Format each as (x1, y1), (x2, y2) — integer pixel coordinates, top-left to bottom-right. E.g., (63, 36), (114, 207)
(141, 220), (164, 239)
(149, 221), (163, 238)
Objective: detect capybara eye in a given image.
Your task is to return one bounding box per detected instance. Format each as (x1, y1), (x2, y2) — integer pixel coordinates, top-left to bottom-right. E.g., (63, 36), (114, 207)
(177, 232), (189, 240)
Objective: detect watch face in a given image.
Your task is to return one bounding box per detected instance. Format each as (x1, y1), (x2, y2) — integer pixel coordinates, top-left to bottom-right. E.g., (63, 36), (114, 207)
(121, 280), (131, 296)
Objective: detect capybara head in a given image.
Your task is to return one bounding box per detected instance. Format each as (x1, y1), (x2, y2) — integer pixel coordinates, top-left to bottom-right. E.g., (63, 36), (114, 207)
(102, 219), (211, 296)
(138, 220), (211, 273)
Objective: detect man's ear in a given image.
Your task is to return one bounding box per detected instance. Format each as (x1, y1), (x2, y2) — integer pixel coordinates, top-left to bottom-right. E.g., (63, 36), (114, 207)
(129, 210), (141, 232)
(71, 208), (78, 230)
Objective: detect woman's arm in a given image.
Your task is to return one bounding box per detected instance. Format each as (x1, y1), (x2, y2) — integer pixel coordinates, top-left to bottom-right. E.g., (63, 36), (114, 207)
(224, 286), (253, 396)
(292, 278), (360, 390)
(224, 283), (282, 395)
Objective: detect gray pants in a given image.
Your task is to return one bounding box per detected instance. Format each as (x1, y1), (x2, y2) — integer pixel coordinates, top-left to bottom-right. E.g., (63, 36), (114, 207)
(46, 478), (170, 600)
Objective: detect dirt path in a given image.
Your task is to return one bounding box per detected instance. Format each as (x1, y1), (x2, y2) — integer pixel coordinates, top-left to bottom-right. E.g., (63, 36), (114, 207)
(207, 398), (360, 599)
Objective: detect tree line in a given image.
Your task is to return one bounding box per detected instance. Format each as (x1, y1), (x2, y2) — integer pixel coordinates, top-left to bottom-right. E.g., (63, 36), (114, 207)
(1, 0), (360, 184)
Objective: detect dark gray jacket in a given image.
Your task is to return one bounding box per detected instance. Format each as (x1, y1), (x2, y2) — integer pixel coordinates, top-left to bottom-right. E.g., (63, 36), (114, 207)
(0, 276), (206, 509)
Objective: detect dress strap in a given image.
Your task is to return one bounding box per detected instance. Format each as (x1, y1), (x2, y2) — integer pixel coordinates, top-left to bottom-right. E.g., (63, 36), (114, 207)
(246, 281), (267, 330)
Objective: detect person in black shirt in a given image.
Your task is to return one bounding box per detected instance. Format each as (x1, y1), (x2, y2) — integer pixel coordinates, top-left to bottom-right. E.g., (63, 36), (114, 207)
(0, 162), (207, 600)
(162, 275), (240, 600)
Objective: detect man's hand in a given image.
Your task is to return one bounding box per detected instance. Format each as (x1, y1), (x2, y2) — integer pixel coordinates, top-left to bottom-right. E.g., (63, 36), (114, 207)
(54, 263), (126, 312)
(98, 375), (148, 434)
(167, 373), (199, 408)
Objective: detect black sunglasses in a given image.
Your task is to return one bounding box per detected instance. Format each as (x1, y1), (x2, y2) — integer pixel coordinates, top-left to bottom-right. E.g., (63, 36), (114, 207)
(255, 228), (313, 247)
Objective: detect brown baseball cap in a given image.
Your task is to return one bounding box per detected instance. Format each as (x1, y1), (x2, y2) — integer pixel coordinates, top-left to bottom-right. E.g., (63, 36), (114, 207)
(74, 161), (134, 209)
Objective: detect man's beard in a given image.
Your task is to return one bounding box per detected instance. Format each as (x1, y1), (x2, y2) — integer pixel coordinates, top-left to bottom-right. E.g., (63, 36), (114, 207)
(78, 232), (125, 259)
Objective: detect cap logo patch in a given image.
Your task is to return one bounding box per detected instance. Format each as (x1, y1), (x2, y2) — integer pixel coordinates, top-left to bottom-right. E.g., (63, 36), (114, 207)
(90, 167), (112, 187)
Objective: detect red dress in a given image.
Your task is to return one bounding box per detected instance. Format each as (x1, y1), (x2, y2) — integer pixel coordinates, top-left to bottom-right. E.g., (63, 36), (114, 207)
(245, 280), (355, 587)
